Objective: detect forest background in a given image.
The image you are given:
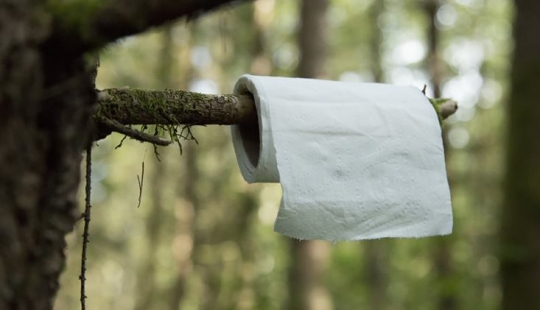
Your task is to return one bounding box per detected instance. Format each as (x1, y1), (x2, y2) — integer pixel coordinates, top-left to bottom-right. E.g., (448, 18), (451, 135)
(53, 0), (517, 309)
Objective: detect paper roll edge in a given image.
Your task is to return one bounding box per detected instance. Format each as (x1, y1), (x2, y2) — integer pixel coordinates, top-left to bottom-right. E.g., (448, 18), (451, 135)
(231, 75), (280, 183)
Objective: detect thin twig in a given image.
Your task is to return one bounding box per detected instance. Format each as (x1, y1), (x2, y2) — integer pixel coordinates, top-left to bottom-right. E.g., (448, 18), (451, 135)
(137, 154), (145, 208)
(80, 144), (93, 310)
(97, 116), (172, 146)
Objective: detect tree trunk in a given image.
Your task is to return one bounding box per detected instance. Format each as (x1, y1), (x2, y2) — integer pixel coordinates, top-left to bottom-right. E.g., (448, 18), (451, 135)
(363, 2), (389, 310)
(135, 150), (167, 310)
(500, 0), (540, 309)
(287, 1), (333, 310)
(423, 1), (457, 310)
(168, 25), (197, 310)
(135, 26), (174, 310)
(0, 2), (96, 309)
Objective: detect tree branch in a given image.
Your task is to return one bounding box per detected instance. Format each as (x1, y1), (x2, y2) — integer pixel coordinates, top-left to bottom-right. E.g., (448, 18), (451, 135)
(95, 87), (457, 128)
(44, 0), (249, 56)
(96, 88), (257, 125)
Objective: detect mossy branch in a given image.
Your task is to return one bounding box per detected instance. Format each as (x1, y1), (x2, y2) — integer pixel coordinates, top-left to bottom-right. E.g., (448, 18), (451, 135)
(96, 87), (456, 125)
(44, 0), (249, 57)
(97, 88), (257, 126)
(94, 87), (458, 143)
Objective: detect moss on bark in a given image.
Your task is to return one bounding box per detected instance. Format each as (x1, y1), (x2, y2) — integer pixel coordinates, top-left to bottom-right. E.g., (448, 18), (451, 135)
(97, 88), (257, 126)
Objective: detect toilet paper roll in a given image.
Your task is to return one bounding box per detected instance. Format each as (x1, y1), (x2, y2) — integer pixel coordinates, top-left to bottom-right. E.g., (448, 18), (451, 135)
(231, 75), (452, 241)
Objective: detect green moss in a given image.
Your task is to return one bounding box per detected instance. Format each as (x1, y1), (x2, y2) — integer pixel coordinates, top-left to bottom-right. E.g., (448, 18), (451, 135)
(96, 88), (197, 152)
(46, 0), (107, 42)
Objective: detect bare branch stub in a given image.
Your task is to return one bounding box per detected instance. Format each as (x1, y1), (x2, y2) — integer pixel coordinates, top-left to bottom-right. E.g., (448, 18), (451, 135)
(439, 100), (458, 120)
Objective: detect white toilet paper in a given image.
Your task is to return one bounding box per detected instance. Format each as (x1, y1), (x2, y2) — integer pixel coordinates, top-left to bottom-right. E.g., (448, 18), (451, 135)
(231, 75), (452, 241)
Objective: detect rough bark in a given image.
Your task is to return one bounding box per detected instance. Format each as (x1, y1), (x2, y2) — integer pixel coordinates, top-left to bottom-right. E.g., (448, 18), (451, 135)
(97, 89), (257, 125)
(0, 1), (246, 309)
(0, 1), (96, 309)
(287, 1), (334, 310)
(500, 0), (540, 309)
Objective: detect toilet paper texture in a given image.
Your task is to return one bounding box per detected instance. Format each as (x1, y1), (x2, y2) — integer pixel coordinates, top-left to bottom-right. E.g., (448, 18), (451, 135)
(231, 75), (452, 241)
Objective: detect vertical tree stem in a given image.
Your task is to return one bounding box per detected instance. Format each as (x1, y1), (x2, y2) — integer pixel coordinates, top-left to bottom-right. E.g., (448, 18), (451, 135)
(80, 145), (93, 310)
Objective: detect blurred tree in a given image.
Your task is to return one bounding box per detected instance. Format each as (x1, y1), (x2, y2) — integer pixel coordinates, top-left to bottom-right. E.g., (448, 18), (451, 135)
(135, 150), (168, 310)
(167, 24), (197, 310)
(249, 1), (273, 76)
(423, 1), (457, 310)
(166, 6), (270, 308)
(499, 0), (540, 309)
(134, 26), (175, 310)
(362, 1), (390, 310)
(287, 1), (334, 310)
